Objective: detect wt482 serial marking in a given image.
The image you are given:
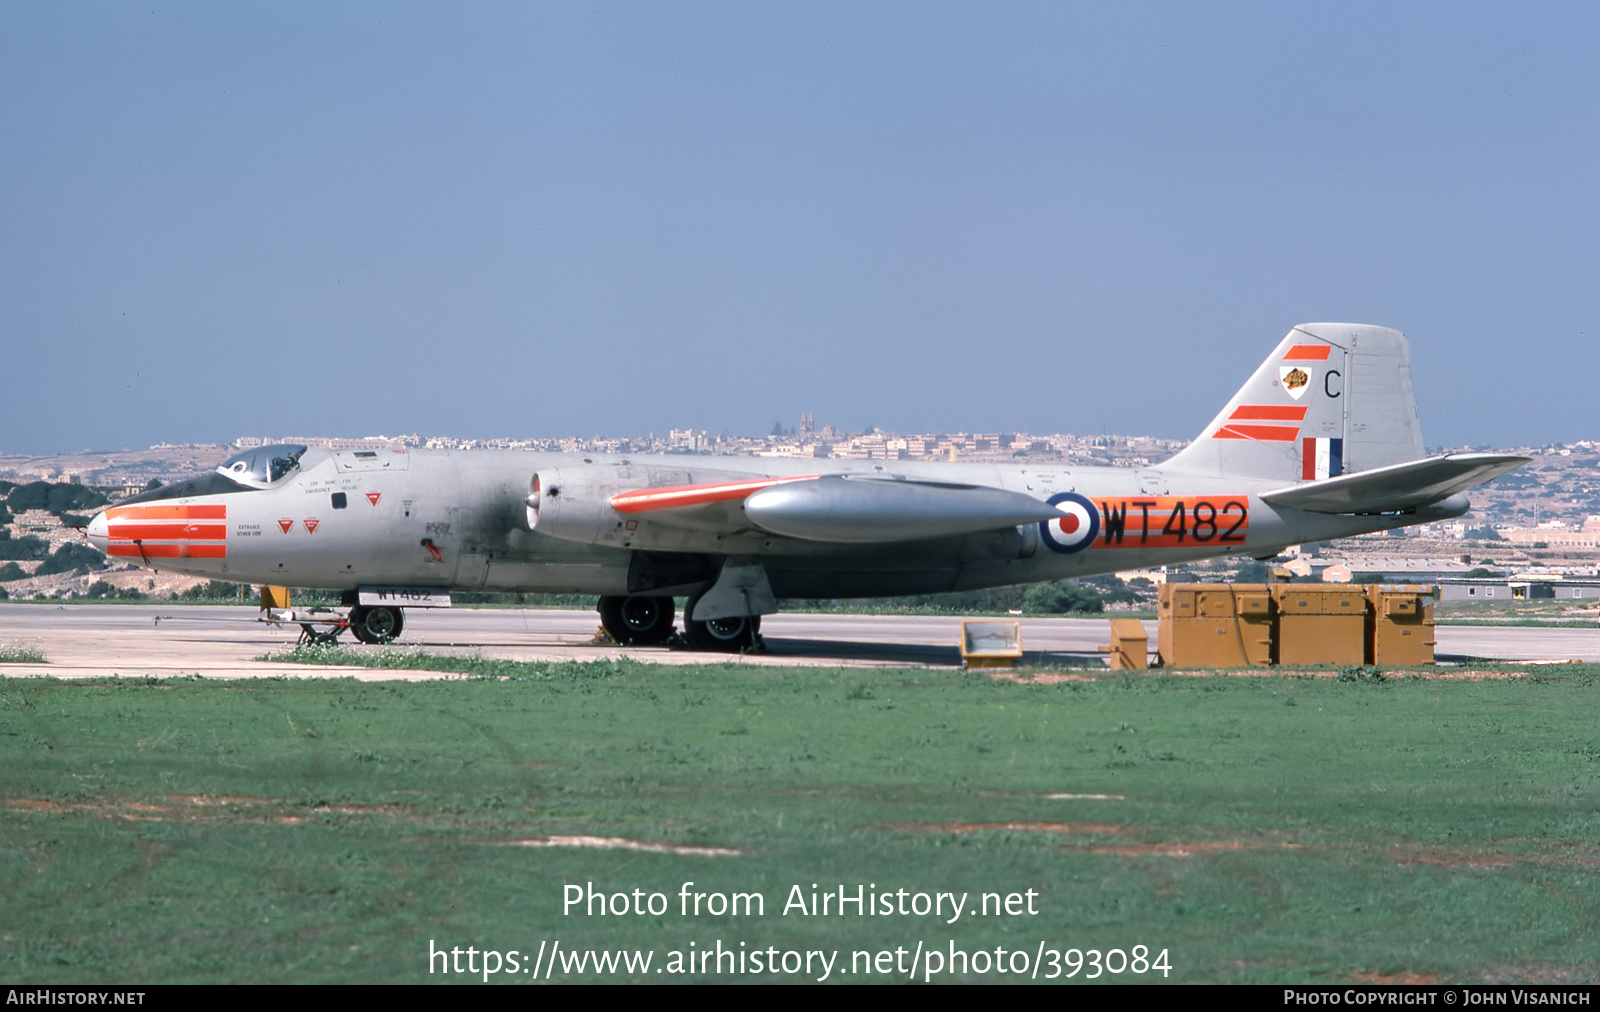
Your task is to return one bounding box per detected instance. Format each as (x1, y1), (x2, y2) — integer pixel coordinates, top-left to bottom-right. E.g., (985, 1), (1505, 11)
(1093, 497), (1250, 549)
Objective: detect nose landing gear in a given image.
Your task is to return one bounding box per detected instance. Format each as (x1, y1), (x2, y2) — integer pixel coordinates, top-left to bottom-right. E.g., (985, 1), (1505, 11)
(683, 611), (761, 652)
(349, 605), (404, 644)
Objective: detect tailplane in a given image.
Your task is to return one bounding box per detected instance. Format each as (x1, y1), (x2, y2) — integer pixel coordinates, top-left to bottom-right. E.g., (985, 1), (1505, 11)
(1160, 323), (1425, 480)
(1259, 453), (1529, 513)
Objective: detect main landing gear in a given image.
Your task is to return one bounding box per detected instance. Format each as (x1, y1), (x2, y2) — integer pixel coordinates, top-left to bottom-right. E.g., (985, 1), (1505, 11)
(597, 595), (676, 646)
(683, 611), (761, 652)
(595, 595), (762, 652)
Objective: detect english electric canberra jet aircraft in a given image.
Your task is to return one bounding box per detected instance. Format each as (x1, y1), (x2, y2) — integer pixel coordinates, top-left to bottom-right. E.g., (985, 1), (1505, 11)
(87, 324), (1526, 650)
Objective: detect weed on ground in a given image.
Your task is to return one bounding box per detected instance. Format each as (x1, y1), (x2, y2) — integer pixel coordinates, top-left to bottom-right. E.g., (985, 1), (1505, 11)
(0, 641), (47, 663)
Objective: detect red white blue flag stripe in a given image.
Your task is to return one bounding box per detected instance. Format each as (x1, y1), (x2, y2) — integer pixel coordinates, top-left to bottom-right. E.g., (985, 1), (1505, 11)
(1302, 437), (1344, 480)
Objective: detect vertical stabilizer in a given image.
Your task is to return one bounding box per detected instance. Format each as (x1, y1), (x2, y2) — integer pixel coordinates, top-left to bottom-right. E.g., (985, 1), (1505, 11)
(1160, 323), (1425, 480)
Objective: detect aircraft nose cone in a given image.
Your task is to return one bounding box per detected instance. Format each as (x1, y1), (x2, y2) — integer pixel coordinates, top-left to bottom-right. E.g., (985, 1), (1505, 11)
(86, 511), (110, 553)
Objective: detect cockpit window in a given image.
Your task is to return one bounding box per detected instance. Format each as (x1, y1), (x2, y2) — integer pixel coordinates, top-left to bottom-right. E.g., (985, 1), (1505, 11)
(114, 444), (311, 506)
(215, 444), (309, 488)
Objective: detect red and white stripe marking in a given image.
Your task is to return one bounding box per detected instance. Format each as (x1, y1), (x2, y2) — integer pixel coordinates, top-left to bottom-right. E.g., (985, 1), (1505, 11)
(103, 503), (227, 559)
(1301, 437), (1343, 480)
(610, 475), (821, 514)
(1210, 404), (1305, 441)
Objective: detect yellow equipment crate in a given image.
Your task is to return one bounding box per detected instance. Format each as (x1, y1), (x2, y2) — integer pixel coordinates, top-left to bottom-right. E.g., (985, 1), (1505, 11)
(1272, 585), (1367, 666)
(1101, 618), (1149, 670)
(1365, 585), (1437, 666)
(1158, 584), (1274, 667)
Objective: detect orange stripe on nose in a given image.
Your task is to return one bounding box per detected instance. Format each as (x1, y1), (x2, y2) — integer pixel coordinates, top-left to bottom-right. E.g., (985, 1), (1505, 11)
(106, 504), (227, 520)
(106, 523), (227, 541)
(107, 542), (227, 559)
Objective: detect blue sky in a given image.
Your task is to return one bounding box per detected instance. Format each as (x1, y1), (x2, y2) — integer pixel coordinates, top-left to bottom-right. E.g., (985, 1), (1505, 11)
(3, 2), (1595, 454)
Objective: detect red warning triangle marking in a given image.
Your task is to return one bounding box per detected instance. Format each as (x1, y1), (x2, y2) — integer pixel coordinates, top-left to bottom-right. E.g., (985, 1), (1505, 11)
(366, 491), (381, 506)
(277, 519), (293, 534)
(304, 519), (320, 534)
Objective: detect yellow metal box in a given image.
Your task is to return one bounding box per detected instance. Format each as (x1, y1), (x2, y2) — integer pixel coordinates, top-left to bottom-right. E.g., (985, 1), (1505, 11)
(1272, 585), (1367, 666)
(1365, 586), (1436, 666)
(1101, 618), (1149, 670)
(1157, 584), (1274, 667)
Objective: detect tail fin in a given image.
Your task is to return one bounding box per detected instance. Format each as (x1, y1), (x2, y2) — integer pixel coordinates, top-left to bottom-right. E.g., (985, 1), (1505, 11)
(1160, 323), (1425, 480)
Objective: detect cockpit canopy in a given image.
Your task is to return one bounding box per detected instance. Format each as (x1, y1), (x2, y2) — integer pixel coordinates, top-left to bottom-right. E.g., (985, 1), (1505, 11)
(113, 443), (313, 506)
(215, 444), (309, 488)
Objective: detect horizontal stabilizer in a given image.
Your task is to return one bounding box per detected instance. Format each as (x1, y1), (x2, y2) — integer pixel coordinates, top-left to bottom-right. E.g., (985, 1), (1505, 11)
(1259, 453), (1529, 514)
(744, 475), (1064, 543)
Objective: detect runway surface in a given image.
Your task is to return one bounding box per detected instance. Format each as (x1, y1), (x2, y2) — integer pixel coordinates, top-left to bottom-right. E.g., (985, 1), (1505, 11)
(0, 604), (1595, 680)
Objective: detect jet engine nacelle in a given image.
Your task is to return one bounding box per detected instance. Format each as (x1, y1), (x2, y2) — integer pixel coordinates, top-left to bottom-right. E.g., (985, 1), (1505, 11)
(525, 467), (617, 545)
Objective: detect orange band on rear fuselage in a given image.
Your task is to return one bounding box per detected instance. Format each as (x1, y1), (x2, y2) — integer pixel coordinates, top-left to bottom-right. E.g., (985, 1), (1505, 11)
(1092, 496), (1251, 549)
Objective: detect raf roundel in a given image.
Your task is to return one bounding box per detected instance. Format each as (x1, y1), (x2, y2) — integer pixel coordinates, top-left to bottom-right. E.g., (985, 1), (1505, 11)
(1039, 492), (1100, 554)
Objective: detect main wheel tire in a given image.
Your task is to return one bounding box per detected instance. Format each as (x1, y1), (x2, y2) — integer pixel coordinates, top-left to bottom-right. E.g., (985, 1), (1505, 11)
(349, 605), (404, 644)
(683, 610), (761, 652)
(598, 595), (676, 645)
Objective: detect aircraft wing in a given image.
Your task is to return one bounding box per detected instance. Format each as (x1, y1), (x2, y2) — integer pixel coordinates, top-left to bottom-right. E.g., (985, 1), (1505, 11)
(1258, 453), (1530, 514)
(612, 474), (1064, 543)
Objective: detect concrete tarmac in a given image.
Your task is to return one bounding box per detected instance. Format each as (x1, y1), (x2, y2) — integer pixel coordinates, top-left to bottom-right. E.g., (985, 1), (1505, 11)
(0, 603), (1595, 680)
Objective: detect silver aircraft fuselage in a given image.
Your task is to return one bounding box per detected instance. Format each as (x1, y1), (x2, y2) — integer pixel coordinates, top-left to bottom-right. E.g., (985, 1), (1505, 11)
(84, 445), (1468, 599)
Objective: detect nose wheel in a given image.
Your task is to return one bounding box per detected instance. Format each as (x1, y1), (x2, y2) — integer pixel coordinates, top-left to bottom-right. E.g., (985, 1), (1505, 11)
(597, 595), (676, 646)
(349, 605), (404, 644)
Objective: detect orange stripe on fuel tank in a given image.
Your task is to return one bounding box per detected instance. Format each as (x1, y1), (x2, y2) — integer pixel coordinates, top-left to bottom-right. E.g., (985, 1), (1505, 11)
(611, 475), (820, 514)
(106, 523), (227, 541)
(1282, 344), (1331, 360)
(105, 504), (227, 521)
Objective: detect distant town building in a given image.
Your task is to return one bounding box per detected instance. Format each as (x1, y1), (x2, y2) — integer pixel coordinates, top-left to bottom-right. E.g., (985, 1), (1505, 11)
(1440, 577), (1600, 601)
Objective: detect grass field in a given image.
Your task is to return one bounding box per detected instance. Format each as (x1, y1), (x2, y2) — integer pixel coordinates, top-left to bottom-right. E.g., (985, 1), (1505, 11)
(1, 657), (1597, 984)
